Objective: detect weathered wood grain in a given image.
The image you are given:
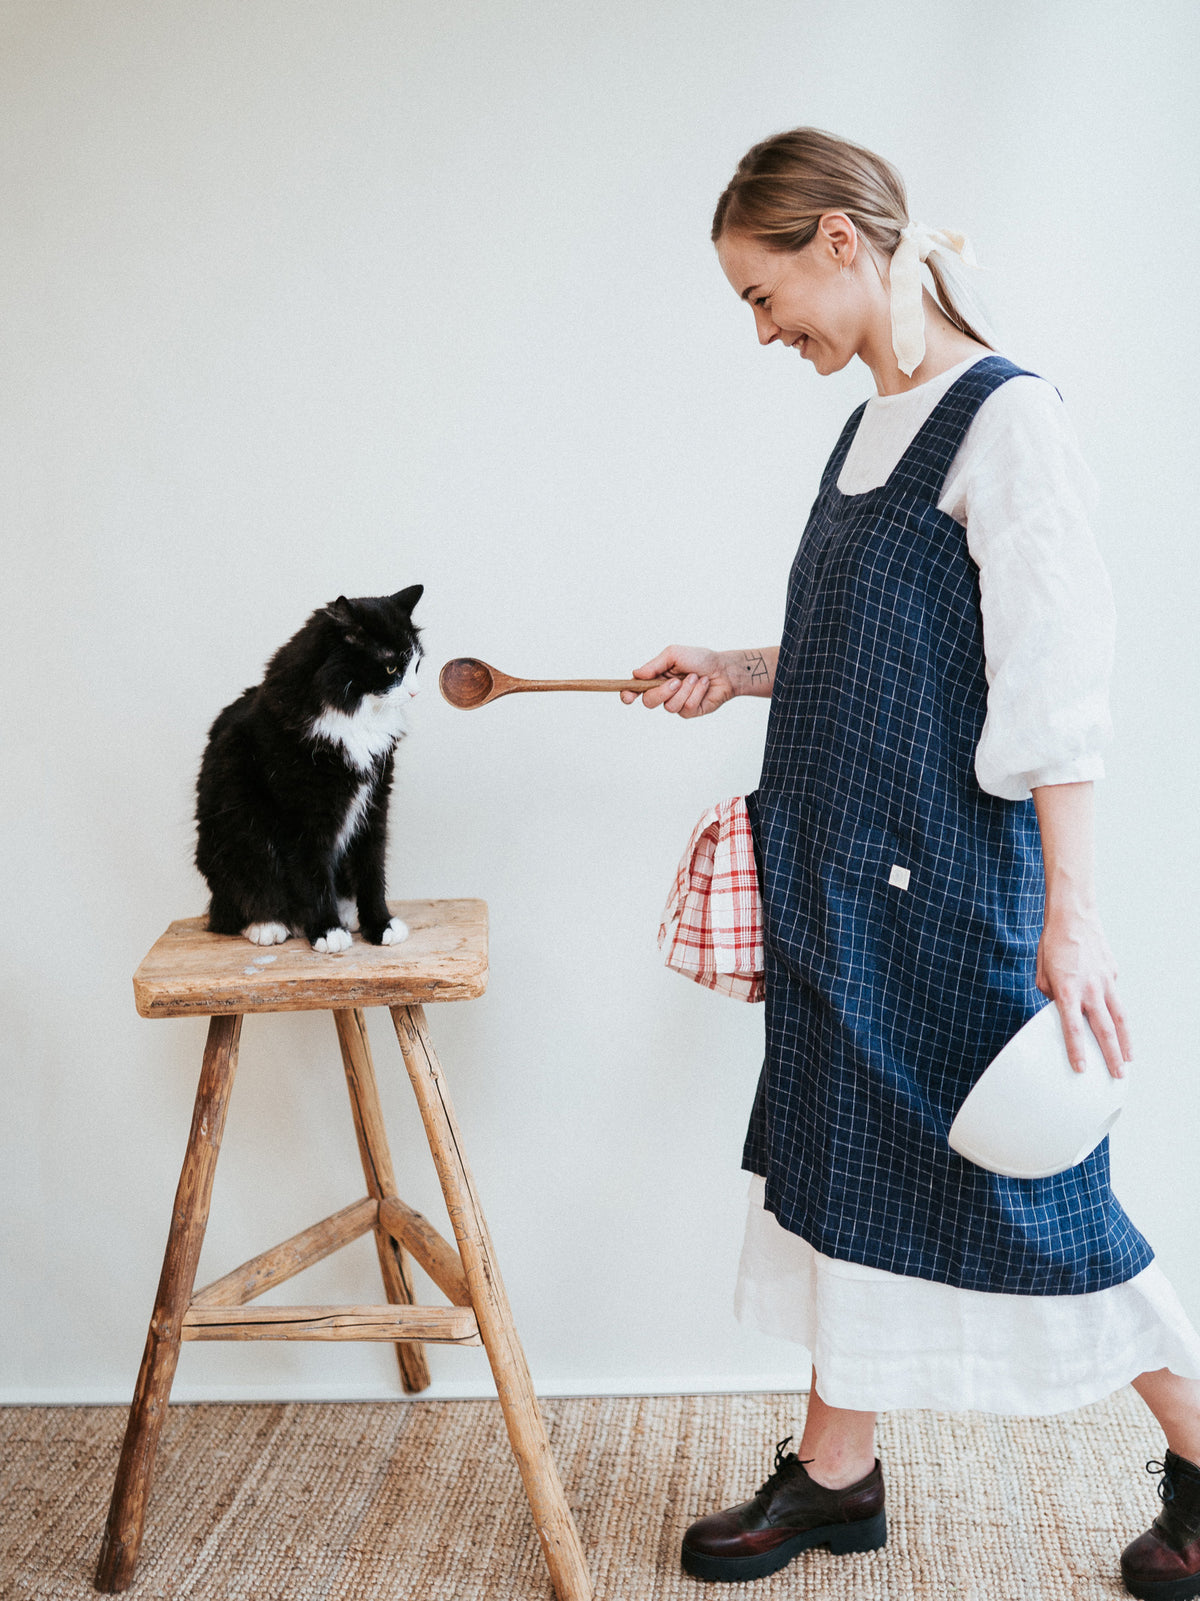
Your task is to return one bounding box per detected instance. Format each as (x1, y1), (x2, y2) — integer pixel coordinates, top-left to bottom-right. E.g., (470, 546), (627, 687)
(334, 1009), (431, 1393)
(95, 1014), (243, 1592)
(181, 1303), (481, 1343)
(391, 1004), (594, 1601)
(133, 899), (488, 1018)
(190, 1197), (378, 1308)
(378, 1195), (472, 1308)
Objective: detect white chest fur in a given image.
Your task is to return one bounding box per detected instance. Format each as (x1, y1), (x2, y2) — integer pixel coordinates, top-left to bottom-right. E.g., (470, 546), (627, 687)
(334, 779), (374, 856)
(308, 658), (419, 774)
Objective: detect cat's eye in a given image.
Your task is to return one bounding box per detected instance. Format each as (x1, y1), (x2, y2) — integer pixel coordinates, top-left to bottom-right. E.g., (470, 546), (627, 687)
(386, 665), (398, 674)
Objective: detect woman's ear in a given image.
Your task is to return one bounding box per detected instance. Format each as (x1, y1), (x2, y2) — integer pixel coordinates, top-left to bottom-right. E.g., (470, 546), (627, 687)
(818, 211), (859, 269)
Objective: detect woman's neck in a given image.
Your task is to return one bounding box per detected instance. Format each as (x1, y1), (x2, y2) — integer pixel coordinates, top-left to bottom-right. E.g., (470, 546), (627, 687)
(863, 288), (991, 397)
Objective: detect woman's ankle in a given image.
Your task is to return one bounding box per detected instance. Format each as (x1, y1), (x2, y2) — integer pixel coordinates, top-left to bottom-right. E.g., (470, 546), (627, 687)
(802, 1450), (877, 1491)
(1132, 1369), (1200, 1466)
(801, 1368), (878, 1490)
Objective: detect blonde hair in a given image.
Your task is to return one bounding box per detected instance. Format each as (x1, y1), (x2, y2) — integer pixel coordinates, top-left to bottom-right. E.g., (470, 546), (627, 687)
(712, 126), (996, 352)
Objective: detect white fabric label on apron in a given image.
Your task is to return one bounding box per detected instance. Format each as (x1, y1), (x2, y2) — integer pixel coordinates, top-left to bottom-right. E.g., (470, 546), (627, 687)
(888, 864), (911, 890)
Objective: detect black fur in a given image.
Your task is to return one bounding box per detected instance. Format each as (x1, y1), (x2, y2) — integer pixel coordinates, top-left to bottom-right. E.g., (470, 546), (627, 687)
(195, 585), (424, 947)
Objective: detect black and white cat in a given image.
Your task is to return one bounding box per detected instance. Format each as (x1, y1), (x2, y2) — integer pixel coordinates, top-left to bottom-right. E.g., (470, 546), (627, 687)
(195, 585), (424, 951)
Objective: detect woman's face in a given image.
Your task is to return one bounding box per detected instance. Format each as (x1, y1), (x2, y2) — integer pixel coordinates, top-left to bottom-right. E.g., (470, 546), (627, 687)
(715, 215), (868, 376)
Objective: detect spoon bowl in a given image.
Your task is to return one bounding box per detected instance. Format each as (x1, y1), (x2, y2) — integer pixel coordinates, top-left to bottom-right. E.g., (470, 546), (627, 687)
(440, 657), (497, 709)
(439, 656), (669, 709)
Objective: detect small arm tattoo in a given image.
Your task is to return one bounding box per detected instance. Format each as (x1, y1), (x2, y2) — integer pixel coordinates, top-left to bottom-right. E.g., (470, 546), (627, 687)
(742, 652), (769, 683)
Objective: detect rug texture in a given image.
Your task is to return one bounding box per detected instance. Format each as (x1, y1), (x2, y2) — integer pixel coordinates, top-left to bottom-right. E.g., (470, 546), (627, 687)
(0, 1386), (1167, 1599)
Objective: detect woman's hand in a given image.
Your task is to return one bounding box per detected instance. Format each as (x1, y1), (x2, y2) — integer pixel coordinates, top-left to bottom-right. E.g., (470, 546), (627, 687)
(1036, 905), (1131, 1079)
(621, 645), (778, 714)
(620, 645), (735, 718)
(1031, 780), (1132, 1080)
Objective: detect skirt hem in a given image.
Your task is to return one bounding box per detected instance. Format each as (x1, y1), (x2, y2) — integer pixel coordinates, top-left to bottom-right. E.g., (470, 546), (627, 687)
(736, 1174), (1200, 1416)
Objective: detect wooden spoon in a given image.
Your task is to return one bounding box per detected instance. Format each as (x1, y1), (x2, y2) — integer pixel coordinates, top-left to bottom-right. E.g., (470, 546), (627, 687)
(440, 656), (670, 709)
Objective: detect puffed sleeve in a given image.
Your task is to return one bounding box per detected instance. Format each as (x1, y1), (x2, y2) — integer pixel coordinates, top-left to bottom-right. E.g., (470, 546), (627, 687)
(938, 375), (1116, 802)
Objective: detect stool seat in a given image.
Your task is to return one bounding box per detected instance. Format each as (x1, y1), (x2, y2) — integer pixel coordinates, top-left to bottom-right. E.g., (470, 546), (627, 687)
(133, 899), (488, 1018)
(97, 898), (591, 1601)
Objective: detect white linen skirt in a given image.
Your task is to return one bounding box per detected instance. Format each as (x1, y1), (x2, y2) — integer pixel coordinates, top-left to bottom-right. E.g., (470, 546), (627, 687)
(736, 1174), (1200, 1416)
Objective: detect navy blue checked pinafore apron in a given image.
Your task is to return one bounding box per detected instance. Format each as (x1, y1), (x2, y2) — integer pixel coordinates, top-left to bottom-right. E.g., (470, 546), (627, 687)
(742, 354), (1154, 1296)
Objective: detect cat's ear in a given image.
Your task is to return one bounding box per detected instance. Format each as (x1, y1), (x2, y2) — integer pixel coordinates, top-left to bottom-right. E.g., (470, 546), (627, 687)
(324, 595), (359, 631)
(391, 584), (424, 614)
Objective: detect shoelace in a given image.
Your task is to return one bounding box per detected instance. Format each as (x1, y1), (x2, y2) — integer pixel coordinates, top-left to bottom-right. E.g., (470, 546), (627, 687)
(1146, 1455), (1200, 1545)
(1147, 1455), (1200, 1500)
(1147, 1458), (1177, 1505)
(755, 1435), (817, 1503)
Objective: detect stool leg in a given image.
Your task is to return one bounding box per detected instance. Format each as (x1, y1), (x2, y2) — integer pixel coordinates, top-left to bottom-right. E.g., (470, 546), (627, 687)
(95, 1013), (243, 1592)
(390, 1004), (593, 1601)
(333, 1008), (432, 1394)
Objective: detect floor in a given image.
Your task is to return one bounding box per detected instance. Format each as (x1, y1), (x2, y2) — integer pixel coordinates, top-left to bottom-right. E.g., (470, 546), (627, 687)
(0, 1386), (1161, 1598)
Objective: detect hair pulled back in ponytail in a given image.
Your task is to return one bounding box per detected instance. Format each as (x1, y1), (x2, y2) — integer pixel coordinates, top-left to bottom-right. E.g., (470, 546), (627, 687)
(712, 127), (996, 354)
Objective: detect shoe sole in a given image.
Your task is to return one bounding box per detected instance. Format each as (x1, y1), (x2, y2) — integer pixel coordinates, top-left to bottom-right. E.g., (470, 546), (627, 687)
(681, 1509), (887, 1582)
(1122, 1569), (1200, 1601)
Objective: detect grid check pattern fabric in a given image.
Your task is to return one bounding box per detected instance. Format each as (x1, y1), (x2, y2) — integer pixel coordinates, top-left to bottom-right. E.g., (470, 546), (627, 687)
(659, 795), (764, 1002)
(742, 354), (1154, 1295)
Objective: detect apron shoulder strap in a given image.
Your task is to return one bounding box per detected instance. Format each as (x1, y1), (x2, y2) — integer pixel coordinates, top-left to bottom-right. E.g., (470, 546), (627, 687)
(819, 399), (869, 495)
(896, 353), (1053, 500)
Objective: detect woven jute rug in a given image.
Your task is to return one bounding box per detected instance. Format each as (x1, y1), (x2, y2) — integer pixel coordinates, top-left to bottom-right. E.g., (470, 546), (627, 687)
(0, 1387), (1166, 1599)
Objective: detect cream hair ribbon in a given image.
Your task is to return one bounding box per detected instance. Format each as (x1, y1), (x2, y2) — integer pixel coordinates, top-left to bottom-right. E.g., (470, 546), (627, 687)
(889, 220), (981, 377)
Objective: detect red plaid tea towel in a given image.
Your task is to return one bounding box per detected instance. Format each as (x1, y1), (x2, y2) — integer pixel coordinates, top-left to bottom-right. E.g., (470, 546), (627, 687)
(658, 795), (764, 1002)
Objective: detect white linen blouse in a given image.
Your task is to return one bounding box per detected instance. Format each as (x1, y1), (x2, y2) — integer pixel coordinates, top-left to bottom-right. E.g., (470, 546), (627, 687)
(836, 350), (1115, 801)
(734, 351), (1200, 1415)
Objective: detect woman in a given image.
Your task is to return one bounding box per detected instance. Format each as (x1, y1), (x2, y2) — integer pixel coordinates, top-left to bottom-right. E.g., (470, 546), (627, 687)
(623, 127), (1200, 1597)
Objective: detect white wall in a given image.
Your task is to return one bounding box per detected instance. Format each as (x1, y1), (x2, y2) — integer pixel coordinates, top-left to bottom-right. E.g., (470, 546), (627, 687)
(3, 0), (1196, 1404)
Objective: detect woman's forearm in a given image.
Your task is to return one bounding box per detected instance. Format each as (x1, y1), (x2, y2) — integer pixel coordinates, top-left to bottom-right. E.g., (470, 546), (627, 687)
(1029, 778), (1130, 1075)
(1030, 779), (1098, 916)
(722, 647), (779, 698)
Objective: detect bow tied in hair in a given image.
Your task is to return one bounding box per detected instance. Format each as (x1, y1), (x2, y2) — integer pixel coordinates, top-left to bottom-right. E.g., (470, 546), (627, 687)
(890, 220), (981, 377)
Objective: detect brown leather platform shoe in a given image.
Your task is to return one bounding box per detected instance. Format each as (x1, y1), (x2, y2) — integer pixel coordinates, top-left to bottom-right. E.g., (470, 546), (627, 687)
(1121, 1449), (1200, 1600)
(681, 1434), (886, 1583)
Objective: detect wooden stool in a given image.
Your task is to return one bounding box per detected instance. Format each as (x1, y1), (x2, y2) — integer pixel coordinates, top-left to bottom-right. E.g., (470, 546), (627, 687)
(95, 899), (593, 1601)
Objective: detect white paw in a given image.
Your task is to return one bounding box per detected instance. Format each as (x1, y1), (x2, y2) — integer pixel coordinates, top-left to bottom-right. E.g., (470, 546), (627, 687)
(337, 898), (360, 932)
(244, 922), (290, 946)
(314, 926), (353, 953)
(380, 917), (409, 945)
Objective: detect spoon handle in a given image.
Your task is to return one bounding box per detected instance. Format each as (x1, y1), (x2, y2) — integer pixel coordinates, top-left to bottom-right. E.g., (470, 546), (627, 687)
(512, 677), (672, 693)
